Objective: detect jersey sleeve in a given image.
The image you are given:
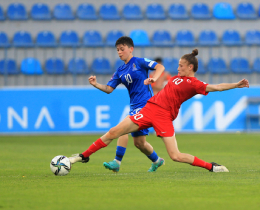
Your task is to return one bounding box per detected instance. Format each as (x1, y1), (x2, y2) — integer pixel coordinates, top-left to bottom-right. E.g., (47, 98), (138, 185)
(137, 58), (158, 71)
(193, 79), (209, 96)
(107, 71), (121, 89)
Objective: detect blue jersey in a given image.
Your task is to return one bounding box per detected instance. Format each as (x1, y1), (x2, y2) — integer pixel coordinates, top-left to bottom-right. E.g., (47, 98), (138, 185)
(107, 57), (157, 111)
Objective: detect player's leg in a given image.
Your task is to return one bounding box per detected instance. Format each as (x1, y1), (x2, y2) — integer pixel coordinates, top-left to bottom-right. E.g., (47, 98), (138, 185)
(103, 134), (128, 172)
(161, 135), (229, 172)
(69, 117), (139, 164)
(133, 135), (165, 172)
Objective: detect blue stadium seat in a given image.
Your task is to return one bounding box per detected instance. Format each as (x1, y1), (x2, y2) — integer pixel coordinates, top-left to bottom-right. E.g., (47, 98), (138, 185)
(7, 3), (28, 20)
(83, 30), (104, 47)
(196, 59), (207, 74)
(207, 58), (229, 74)
(213, 3), (235, 19)
(163, 57), (179, 74)
(31, 3), (51, 20)
(68, 58), (89, 74)
(146, 4), (166, 20)
(13, 31), (33, 47)
(245, 30), (260, 46)
(176, 30), (195, 47)
(253, 58), (260, 73)
(21, 58), (43, 75)
(222, 30), (242, 46)
(45, 58), (65, 74)
(0, 59), (19, 74)
(0, 32), (10, 48)
(0, 6), (5, 20)
(77, 3), (97, 20)
(53, 3), (74, 20)
(199, 30), (219, 46)
(191, 3), (211, 19)
(91, 57), (112, 74)
(115, 59), (124, 70)
(106, 30), (124, 47)
(129, 30), (150, 47)
(168, 4), (189, 20)
(36, 31), (57, 47)
(60, 30), (80, 47)
(230, 58), (252, 74)
(123, 4), (143, 20)
(152, 30), (173, 47)
(99, 4), (120, 20)
(236, 2), (257, 19)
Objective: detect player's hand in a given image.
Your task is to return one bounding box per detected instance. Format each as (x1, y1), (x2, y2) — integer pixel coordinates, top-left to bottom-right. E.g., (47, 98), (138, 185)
(236, 79), (249, 88)
(144, 78), (156, 85)
(88, 75), (97, 86)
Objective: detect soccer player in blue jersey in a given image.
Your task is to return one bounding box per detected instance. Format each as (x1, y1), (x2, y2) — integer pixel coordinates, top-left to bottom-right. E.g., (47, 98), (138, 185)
(70, 36), (165, 172)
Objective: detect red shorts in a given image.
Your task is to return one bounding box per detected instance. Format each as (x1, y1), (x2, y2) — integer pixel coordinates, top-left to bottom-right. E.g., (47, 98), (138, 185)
(129, 102), (175, 137)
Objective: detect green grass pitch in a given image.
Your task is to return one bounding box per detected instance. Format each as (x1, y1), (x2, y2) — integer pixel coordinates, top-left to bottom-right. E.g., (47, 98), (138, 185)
(1, 133), (260, 210)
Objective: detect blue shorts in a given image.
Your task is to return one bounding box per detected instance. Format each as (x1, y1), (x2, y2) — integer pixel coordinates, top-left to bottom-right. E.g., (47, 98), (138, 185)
(129, 108), (149, 137)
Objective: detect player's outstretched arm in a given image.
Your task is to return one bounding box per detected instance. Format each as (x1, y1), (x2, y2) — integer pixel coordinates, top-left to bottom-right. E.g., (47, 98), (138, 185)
(206, 79), (249, 92)
(88, 75), (114, 94)
(144, 64), (165, 85)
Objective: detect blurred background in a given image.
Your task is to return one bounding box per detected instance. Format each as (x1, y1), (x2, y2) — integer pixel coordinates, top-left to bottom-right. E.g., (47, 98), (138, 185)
(0, 0), (260, 134)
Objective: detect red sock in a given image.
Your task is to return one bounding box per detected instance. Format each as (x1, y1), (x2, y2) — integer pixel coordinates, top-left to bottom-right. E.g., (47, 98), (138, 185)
(192, 156), (212, 171)
(82, 138), (107, 158)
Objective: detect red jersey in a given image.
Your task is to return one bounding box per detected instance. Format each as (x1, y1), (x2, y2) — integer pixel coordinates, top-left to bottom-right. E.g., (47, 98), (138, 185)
(148, 76), (208, 120)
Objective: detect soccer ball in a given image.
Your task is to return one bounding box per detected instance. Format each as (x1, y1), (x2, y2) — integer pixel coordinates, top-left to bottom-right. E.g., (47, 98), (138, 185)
(50, 155), (71, 176)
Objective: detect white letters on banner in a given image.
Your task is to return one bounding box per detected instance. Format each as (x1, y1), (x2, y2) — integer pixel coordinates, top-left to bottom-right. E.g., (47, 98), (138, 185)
(34, 107), (55, 129)
(96, 105), (110, 128)
(69, 106), (89, 129)
(7, 107), (28, 129)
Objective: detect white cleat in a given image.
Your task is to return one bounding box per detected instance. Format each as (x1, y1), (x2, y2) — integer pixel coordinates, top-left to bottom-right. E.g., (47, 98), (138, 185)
(68, 154), (89, 164)
(210, 162), (229, 172)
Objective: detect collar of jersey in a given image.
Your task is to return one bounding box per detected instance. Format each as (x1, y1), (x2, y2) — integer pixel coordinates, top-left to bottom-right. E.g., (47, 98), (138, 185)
(118, 57), (136, 72)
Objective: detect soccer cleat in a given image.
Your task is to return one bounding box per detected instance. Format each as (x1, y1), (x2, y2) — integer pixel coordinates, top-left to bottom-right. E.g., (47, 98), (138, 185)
(210, 162), (229, 172)
(148, 158), (165, 172)
(68, 154), (89, 164)
(103, 160), (120, 173)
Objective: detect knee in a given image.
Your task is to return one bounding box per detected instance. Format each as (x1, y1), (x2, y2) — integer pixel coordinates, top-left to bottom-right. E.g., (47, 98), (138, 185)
(134, 141), (144, 149)
(107, 127), (118, 139)
(170, 153), (182, 162)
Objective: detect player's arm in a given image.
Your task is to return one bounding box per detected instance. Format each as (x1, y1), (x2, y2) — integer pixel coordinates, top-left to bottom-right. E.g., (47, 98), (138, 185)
(206, 79), (249, 92)
(144, 64), (165, 85)
(88, 75), (114, 94)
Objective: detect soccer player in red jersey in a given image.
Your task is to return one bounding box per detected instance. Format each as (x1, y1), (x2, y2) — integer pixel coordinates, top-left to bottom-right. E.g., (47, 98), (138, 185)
(69, 49), (249, 172)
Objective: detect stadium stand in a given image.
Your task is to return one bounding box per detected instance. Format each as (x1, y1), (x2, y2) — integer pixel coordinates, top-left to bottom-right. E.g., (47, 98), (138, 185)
(176, 30), (196, 47)
(245, 30), (260, 45)
(77, 3), (97, 20)
(253, 58), (260, 72)
(0, 59), (19, 74)
(99, 4), (120, 20)
(106, 30), (124, 47)
(146, 3), (166, 20)
(68, 58), (89, 74)
(196, 59), (207, 74)
(7, 3), (28, 20)
(129, 30), (151, 47)
(0, 32), (10, 48)
(36, 31), (57, 47)
(122, 4), (143, 20)
(91, 57), (112, 74)
(152, 30), (173, 47)
(60, 30), (80, 47)
(83, 30), (104, 47)
(13, 31), (33, 47)
(207, 58), (229, 74)
(236, 2), (257, 19)
(53, 3), (74, 20)
(31, 3), (51, 20)
(168, 3), (189, 20)
(222, 30), (242, 46)
(0, 5), (5, 20)
(21, 58), (43, 74)
(230, 58), (252, 74)
(45, 58), (65, 74)
(213, 2), (235, 19)
(163, 57), (178, 74)
(191, 3), (212, 19)
(198, 30), (219, 46)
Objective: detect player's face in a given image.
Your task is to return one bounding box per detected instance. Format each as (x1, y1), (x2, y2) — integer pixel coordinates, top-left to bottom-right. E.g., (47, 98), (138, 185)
(178, 59), (194, 77)
(116, 44), (133, 63)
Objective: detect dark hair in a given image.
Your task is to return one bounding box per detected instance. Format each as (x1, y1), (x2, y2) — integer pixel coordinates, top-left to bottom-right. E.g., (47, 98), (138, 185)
(115, 36), (134, 48)
(154, 57), (162, 63)
(181, 49), (199, 72)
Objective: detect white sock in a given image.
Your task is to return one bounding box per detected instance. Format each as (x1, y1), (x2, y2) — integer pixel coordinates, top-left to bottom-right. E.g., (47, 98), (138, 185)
(114, 159), (121, 165)
(154, 157), (159, 163)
